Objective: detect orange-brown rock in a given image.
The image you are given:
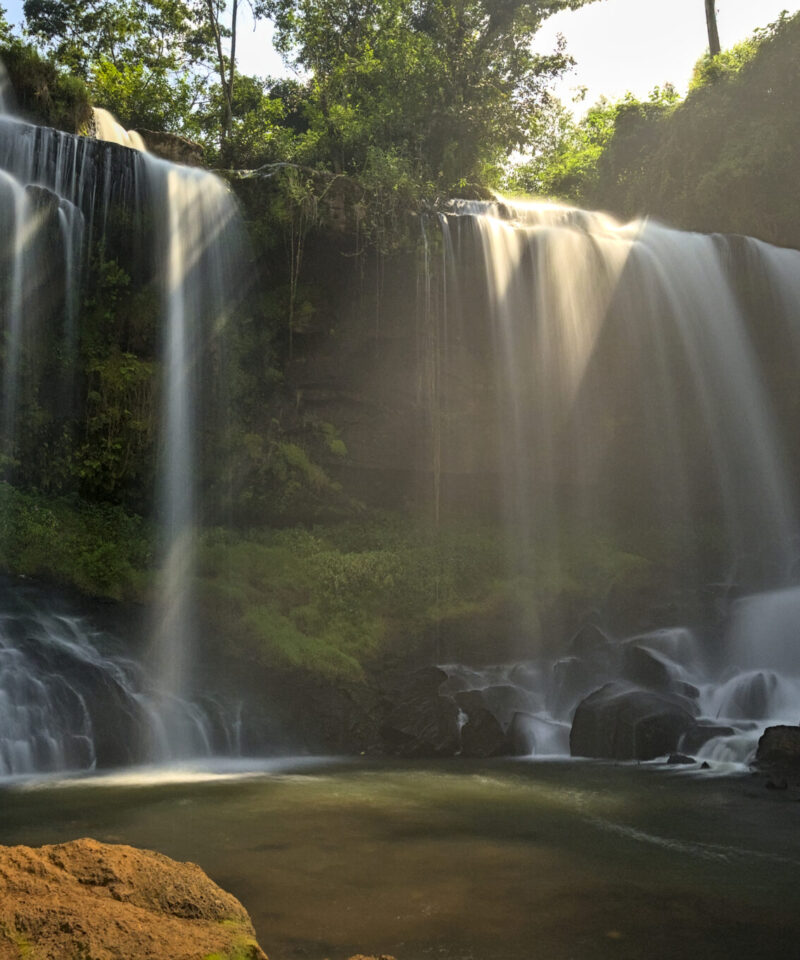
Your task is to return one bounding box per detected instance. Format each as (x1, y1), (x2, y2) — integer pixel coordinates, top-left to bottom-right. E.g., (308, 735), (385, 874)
(0, 837), (267, 960)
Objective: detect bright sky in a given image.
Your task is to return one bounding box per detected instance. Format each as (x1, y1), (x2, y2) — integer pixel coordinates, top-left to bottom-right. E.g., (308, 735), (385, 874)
(4, 0), (799, 103)
(534, 0), (798, 112)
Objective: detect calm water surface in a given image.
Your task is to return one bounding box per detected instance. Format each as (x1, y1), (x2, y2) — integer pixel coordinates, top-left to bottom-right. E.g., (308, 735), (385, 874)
(1, 758), (798, 960)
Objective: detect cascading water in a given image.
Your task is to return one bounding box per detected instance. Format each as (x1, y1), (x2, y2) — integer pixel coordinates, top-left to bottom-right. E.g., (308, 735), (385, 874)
(0, 88), (246, 773)
(0, 577), (239, 777)
(434, 199), (800, 764)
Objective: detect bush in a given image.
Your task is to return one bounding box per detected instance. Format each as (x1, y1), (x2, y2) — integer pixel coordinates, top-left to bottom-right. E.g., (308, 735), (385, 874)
(0, 40), (91, 132)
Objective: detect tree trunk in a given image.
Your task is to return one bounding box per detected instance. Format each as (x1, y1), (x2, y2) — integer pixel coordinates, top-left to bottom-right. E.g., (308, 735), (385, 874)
(205, 0), (233, 150)
(705, 0), (721, 57)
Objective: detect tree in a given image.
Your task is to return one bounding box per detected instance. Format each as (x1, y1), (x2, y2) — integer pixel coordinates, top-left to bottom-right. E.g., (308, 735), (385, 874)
(265, 0), (604, 190)
(22, 0), (219, 133)
(201, 0), (269, 154)
(23, 0), (210, 78)
(705, 0), (721, 56)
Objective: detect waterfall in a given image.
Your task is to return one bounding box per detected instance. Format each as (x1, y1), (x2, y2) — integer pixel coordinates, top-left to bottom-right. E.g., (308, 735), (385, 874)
(0, 577), (239, 776)
(149, 157), (244, 737)
(441, 199), (799, 575)
(434, 198), (800, 763)
(0, 91), (246, 772)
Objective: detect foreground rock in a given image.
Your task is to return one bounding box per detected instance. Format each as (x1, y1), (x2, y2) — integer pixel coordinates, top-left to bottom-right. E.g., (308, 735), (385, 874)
(0, 838), (267, 960)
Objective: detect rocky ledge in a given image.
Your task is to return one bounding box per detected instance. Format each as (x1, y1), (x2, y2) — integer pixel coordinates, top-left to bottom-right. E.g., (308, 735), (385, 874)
(0, 838), (267, 960)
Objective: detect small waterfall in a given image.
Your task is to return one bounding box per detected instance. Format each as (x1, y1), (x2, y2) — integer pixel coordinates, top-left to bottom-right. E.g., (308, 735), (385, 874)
(0, 88), (246, 769)
(0, 578), (237, 777)
(91, 106), (146, 152)
(0, 171), (26, 453)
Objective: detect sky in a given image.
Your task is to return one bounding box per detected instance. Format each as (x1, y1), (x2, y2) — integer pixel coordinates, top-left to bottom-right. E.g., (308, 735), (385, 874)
(532, 0), (798, 113)
(4, 0), (798, 107)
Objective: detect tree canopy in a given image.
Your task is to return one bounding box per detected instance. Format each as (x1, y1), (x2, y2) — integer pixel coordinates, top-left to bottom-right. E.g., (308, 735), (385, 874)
(266, 0), (603, 189)
(6, 0), (608, 186)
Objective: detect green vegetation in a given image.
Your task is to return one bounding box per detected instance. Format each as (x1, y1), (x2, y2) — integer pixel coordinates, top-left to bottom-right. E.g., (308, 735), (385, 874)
(0, 484), (151, 598)
(263, 0), (600, 193)
(196, 514), (662, 680)
(0, 37), (91, 130)
(0, 478), (663, 679)
(513, 12), (800, 248)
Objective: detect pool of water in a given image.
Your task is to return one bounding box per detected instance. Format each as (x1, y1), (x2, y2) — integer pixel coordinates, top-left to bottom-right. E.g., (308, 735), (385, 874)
(1, 758), (798, 960)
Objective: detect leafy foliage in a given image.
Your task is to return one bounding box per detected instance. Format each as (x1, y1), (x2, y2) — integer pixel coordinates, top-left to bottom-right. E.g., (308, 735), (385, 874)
(0, 37), (91, 129)
(265, 0), (603, 191)
(517, 13), (800, 249)
(505, 84), (679, 201)
(0, 483), (151, 598)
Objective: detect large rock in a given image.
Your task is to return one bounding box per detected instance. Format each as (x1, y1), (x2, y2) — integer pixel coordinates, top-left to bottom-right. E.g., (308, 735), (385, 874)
(569, 682), (697, 761)
(621, 642), (673, 691)
(755, 725), (800, 768)
(454, 690), (514, 757)
(380, 666), (461, 757)
(0, 838), (267, 960)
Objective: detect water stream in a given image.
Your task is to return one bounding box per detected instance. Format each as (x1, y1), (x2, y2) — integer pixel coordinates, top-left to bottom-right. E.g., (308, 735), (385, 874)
(0, 91), (245, 771)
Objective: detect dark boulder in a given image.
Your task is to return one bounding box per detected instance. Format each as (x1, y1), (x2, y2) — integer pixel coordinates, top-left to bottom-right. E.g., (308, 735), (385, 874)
(135, 129), (205, 166)
(380, 667), (461, 757)
(755, 725), (800, 768)
(451, 684), (538, 732)
(621, 643), (673, 691)
(456, 692), (512, 758)
(569, 682), (697, 761)
(667, 753), (696, 765)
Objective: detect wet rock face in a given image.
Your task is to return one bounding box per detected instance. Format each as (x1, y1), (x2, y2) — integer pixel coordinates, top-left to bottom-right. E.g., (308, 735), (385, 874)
(0, 838), (267, 960)
(569, 682), (697, 761)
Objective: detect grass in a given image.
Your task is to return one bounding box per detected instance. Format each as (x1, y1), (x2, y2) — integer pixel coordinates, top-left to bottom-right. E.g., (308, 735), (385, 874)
(0, 484), (665, 680)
